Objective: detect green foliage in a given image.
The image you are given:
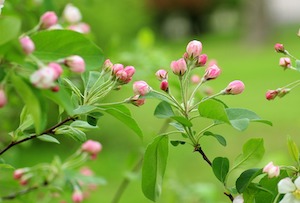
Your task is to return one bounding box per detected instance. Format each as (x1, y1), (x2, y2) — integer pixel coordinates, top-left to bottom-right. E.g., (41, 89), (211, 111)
(212, 157), (229, 183)
(37, 134), (60, 144)
(287, 136), (300, 164)
(142, 135), (169, 202)
(0, 16), (21, 45)
(154, 101), (174, 118)
(31, 30), (104, 71)
(203, 131), (227, 146)
(235, 168), (262, 193)
(198, 99), (229, 123)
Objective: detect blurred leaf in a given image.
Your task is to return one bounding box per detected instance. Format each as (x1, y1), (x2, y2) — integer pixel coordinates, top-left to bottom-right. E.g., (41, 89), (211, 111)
(63, 78), (83, 99)
(154, 101), (174, 118)
(0, 16), (21, 45)
(169, 122), (185, 132)
(296, 60), (300, 72)
(198, 99), (229, 123)
(203, 131), (226, 146)
(37, 135), (60, 144)
(243, 183), (259, 203)
(212, 157), (229, 183)
(0, 164), (14, 169)
(87, 112), (104, 126)
(84, 71), (101, 93)
(226, 108), (272, 131)
(103, 107), (143, 138)
(236, 168), (262, 193)
(66, 128), (86, 142)
(171, 116), (192, 127)
(141, 91), (175, 106)
(42, 87), (74, 116)
(287, 136), (300, 164)
(31, 30), (104, 71)
(11, 74), (46, 134)
(232, 138), (264, 171)
(142, 135), (169, 202)
(170, 140), (186, 147)
(65, 169), (107, 185)
(70, 120), (97, 130)
(73, 105), (97, 115)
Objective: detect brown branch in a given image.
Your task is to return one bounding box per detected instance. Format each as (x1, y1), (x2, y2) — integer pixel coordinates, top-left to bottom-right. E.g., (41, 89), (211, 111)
(194, 145), (234, 202)
(0, 116), (77, 156)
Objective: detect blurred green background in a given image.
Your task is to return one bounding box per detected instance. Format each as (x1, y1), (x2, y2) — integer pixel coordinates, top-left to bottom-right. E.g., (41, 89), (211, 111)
(1, 0), (300, 202)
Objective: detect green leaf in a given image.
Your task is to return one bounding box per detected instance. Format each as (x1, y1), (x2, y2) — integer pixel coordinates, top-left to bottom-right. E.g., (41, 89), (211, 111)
(232, 138), (265, 171)
(0, 16), (21, 45)
(226, 108), (272, 131)
(198, 99), (229, 123)
(104, 107), (143, 138)
(141, 91), (175, 106)
(73, 105), (98, 115)
(171, 116), (192, 127)
(169, 122), (185, 132)
(11, 74), (46, 134)
(0, 164), (14, 169)
(37, 134), (60, 144)
(154, 101), (174, 118)
(42, 87), (74, 116)
(84, 71), (102, 93)
(63, 78), (83, 99)
(296, 60), (300, 72)
(142, 135), (169, 201)
(287, 136), (300, 164)
(65, 128), (86, 142)
(170, 140), (186, 147)
(243, 184), (260, 203)
(203, 131), (226, 146)
(236, 168), (262, 193)
(70, 120), (98, 130)
(212, 157), (229, 183)
(87, 112), (103, 126)
(31, 30), (104, 71)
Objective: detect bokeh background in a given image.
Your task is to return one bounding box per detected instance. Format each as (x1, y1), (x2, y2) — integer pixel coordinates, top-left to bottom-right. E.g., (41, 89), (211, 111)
(1, 0), (300, 202)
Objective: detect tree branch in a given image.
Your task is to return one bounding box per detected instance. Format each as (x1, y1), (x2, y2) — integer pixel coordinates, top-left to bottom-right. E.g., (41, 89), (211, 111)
(0, 116), (77, 156)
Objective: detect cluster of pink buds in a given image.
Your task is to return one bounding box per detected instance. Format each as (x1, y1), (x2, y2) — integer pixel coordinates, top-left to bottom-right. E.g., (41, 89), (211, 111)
(263, 161), (280, 178)
(13, 168), (31, 186)
(183, 40), (208, 68)
(155, 69), (168, 92)
(63, 4), (90, 34)
(265, 88), (290, 100)
(111, 63), (135, 84)
(81, 139), (102, 160)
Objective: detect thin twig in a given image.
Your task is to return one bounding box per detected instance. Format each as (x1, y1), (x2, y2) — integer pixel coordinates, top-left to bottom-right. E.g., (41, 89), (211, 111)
(0, 116), (77, 156)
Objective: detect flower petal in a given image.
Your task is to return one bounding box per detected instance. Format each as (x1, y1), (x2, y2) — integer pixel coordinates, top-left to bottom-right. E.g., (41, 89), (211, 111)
(294, 176), (300, 189)
(278, 178), (296, 194)
(279, 193), (297, 203)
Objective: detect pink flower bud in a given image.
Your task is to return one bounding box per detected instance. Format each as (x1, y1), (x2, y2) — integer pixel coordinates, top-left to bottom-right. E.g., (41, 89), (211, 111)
(124, 66), (135, 78)
(170, 58), (187, 76)
(48, 62), (63, 80)
(68, 23), (90, 34)
(80, 167), (94, 176)
(112, 64), (124, 76)
(203, 64), (221, 80)
(133, 81), (150, 96)
(72, 190), (84, 203)
(51, 85), (60, 92)
(196, 54), (208, 67)
(30, 67), (56, 89)
(81, 140), (102, 160)
(186, 40), (202, 58)
(63, 3), (82, 24)
(263, 161), (280, 178)
(191, 75), (201, 84)
(116, 70), (128, 83)
(265, 90), (278, 100)
(274, 43), (285, 53)
(224, 80), (245, 95)
(160, 80), (169, 92)
(0, 88), (7, 108)
(208, 59), (217, 66)
(19, 36), (35, 55)
(64, 55), (85, 73)
(155, 69), (168, 81)
(130, 95), (145, 107)
(40, 11), (58, 29)
(13, 168), (27, 180)
(103, 59), (113, 72)
(279, 57), (291, 69)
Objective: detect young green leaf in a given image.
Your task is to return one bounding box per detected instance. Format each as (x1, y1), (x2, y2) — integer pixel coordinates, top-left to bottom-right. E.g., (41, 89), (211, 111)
(37, 134), (60, 144)
(212, 157), (229, 183)
(287, 136), (300, 164)
(203, 131), (226, 146)
(142, 135), (169, 202)
(232, 138), (265, 171)
(73, 105), (98, 115)
(226, 108), (272, 131)
(141, 91), (176, 106)
(0, 16), (21, 45)
(170, 140), (186, 147)
(171, 116), (192, 127)
(154, 101), (174, 118)
(70, 120), (98, 130)
(198, 99), (229, 123)
(236, 168), (262, 193)
(31, 30), (104, 71)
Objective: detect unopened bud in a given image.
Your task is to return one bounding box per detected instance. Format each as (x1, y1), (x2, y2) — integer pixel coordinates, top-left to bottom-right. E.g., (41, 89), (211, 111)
(279, 57), (291, 69)
(160, 80), (169, 92)
(130, 95), (145, 107)
(224, 80), (245, 95)
(274, 43), (285, 53)
(72, 190), (84, 203)
(30, 67), (56, 89)
(124, 66), (135, 78)
(196, 54), (208, 67)
(68, 23), (90, 34)
(63, 3), (82, 24)
(64, 55), (85, 73)
(40, 11), (58, 29)
(81, 140), (102, 160)
(191, 75), (201, 84)
(133, 81), (150, 96)
(0, 88), (7, 108)
(186, 40), (202, 58)
(155, 69), (168, 81)
(48, 62), (63, 80)
(19, 36), (35, 55)
(265, 90), (278, 100)
(263, 161), (280, 178)
(170, 58), (187, 76)
(203, 64), (221, 81)
(112, 64), (124, 76)
(103, 59), (113, 72)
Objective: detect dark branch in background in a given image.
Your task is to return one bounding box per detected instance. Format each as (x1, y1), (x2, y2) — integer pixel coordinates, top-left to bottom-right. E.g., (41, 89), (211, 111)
(1, 181), (48, 200)
(0, 116), (77, 156)
(194, 145), (234, 202)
